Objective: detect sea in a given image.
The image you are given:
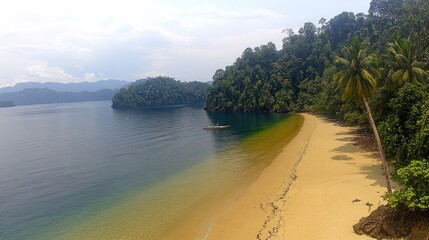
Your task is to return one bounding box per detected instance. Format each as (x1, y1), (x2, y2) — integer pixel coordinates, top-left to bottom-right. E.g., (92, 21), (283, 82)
(0, 101), (302, 239)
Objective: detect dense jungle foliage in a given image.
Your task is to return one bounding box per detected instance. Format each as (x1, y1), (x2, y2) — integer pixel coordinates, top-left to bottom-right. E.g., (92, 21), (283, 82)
(111, 76), (209, 109)
(206, 0), (429, 209)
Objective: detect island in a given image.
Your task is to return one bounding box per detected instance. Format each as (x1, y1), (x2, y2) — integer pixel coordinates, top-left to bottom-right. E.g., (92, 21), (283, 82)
(111, 76), (209, 109)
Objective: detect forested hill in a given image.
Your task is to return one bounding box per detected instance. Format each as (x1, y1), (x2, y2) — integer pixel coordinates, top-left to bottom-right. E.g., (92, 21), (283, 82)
(111, 77), (209, 109)
(206, 0), (428, 113)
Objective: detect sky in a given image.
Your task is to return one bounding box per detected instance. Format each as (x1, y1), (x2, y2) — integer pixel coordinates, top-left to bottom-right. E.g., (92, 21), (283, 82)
(0, 0), (371, 87)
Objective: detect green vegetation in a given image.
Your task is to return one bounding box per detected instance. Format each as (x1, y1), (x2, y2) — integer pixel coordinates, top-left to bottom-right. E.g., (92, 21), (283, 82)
(206, 0), (429, 211)
(111, 76), (209, 109)
(386, 38), (428, 86)
(385, 160), (429, 210)
(205, 43), (293, 112)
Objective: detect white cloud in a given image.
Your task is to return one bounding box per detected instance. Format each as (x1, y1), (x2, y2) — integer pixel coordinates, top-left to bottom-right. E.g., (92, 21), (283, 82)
(83, 73), (96, 81)
(83, 72), (105, 81)
(23, 62), (79, 83)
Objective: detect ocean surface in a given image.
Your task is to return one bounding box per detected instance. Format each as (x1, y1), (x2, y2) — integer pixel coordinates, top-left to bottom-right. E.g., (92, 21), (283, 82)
(0, 101), (302, 239)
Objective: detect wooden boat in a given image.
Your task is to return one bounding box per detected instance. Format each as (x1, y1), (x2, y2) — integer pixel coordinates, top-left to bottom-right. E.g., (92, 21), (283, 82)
(203, 125), (230, 130)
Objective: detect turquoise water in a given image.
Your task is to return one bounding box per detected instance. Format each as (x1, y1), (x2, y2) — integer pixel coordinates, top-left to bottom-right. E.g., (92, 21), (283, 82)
(0, 101), (299, 239)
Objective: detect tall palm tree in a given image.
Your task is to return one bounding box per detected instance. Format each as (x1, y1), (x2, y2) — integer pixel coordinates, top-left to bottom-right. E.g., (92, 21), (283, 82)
(386, 38), (428, 86)
(334, 37), (393, 193)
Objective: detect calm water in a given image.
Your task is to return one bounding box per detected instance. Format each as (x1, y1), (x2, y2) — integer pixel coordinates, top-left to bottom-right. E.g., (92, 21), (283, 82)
(0, 101), (301, 239)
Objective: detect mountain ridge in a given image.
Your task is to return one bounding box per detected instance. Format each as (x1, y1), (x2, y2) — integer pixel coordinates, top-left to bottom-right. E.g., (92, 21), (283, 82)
(0, 79), (130, 93)
(0, 88), (116, 106)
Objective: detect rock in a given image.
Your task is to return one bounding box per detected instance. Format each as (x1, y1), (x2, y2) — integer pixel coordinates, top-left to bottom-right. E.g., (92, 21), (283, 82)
(353, 205), (429, 240)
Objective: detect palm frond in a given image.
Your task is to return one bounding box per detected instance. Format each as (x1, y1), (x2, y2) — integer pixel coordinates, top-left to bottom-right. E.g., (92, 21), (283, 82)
(386, 38), (429, 86)
(333, 37), (378, 101)
(343, 75), (355, 100)
(411, 67), (429, 79)
(394, 54), (409, 65)
(359, 69), (376, 97)
(402, 70), (410, 84)
(334, 56), (350, 66)
(390, 69), (405, 84)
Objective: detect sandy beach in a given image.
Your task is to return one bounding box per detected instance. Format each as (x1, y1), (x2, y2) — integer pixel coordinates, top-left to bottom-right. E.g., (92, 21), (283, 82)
(207, 113), (388, 240)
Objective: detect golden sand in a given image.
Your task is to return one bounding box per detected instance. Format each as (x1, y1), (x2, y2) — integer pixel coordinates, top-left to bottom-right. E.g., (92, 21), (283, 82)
(207, 113), (388, 240)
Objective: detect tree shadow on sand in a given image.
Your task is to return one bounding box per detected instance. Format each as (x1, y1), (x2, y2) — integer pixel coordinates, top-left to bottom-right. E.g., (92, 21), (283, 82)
(358, 164), (388, 188)
(330, 137), (387, 188)
(331, 154), (354, 161)
(335, 131), (353, 136)
(335, 136), (355, 142)
(332, 143), (361, 154)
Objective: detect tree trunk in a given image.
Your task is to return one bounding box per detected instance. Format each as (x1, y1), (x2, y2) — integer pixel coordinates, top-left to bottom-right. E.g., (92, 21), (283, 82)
(362, 96), (392, 193)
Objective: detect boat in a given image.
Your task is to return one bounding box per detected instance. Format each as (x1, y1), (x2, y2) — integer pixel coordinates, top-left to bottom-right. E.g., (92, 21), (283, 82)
(203, 124), (230, 130)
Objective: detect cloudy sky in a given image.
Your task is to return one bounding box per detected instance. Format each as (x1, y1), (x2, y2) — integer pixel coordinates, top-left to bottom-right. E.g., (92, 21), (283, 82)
(0, 0), (371, 87)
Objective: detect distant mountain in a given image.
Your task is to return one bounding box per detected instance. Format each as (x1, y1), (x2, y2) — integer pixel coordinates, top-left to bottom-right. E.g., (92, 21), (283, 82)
(0, 100), (15, 108)
(0, 79), (130, 93)
(0, 88), (115, 106)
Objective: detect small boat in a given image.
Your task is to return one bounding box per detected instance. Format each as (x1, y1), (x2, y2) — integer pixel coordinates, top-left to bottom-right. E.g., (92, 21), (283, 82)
(203, 124), (230, 130)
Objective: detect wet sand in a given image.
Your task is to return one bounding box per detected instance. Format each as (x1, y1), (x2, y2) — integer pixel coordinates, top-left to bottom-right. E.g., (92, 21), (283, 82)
(207, 113), (388, 239)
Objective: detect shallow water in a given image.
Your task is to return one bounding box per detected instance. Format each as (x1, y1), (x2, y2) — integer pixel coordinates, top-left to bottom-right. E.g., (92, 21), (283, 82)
(0, 101), (301, 239)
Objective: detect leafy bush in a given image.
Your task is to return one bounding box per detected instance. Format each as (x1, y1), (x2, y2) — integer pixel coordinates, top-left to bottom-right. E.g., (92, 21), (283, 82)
(412, 99), (429, 159)
(378, 83), (428, 166)
(385, 160), (429, 211)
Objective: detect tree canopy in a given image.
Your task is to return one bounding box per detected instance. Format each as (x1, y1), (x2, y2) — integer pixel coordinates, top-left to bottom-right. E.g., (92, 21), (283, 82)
(111, 76), (209, 109)
(207, 0), (429, 114)
(333, 37), (379, 101)
(386, 38), (428, 86)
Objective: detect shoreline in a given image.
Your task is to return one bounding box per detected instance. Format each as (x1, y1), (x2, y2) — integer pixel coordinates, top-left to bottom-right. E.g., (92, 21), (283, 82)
(43, 113), (303, 240)
(162, 114), (304, 240)
(206, 113), (388, 239)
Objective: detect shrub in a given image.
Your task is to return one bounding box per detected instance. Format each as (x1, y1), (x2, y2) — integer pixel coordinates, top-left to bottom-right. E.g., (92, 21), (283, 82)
(385, 160), (429, 210)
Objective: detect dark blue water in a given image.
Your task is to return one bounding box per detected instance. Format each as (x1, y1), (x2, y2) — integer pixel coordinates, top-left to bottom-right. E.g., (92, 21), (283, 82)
(0, 101), (290, 239)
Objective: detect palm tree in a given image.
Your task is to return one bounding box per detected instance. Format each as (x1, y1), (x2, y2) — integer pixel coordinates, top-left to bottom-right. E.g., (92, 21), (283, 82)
(386, 38), (428, 86)
(334, 37), (393, 193)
